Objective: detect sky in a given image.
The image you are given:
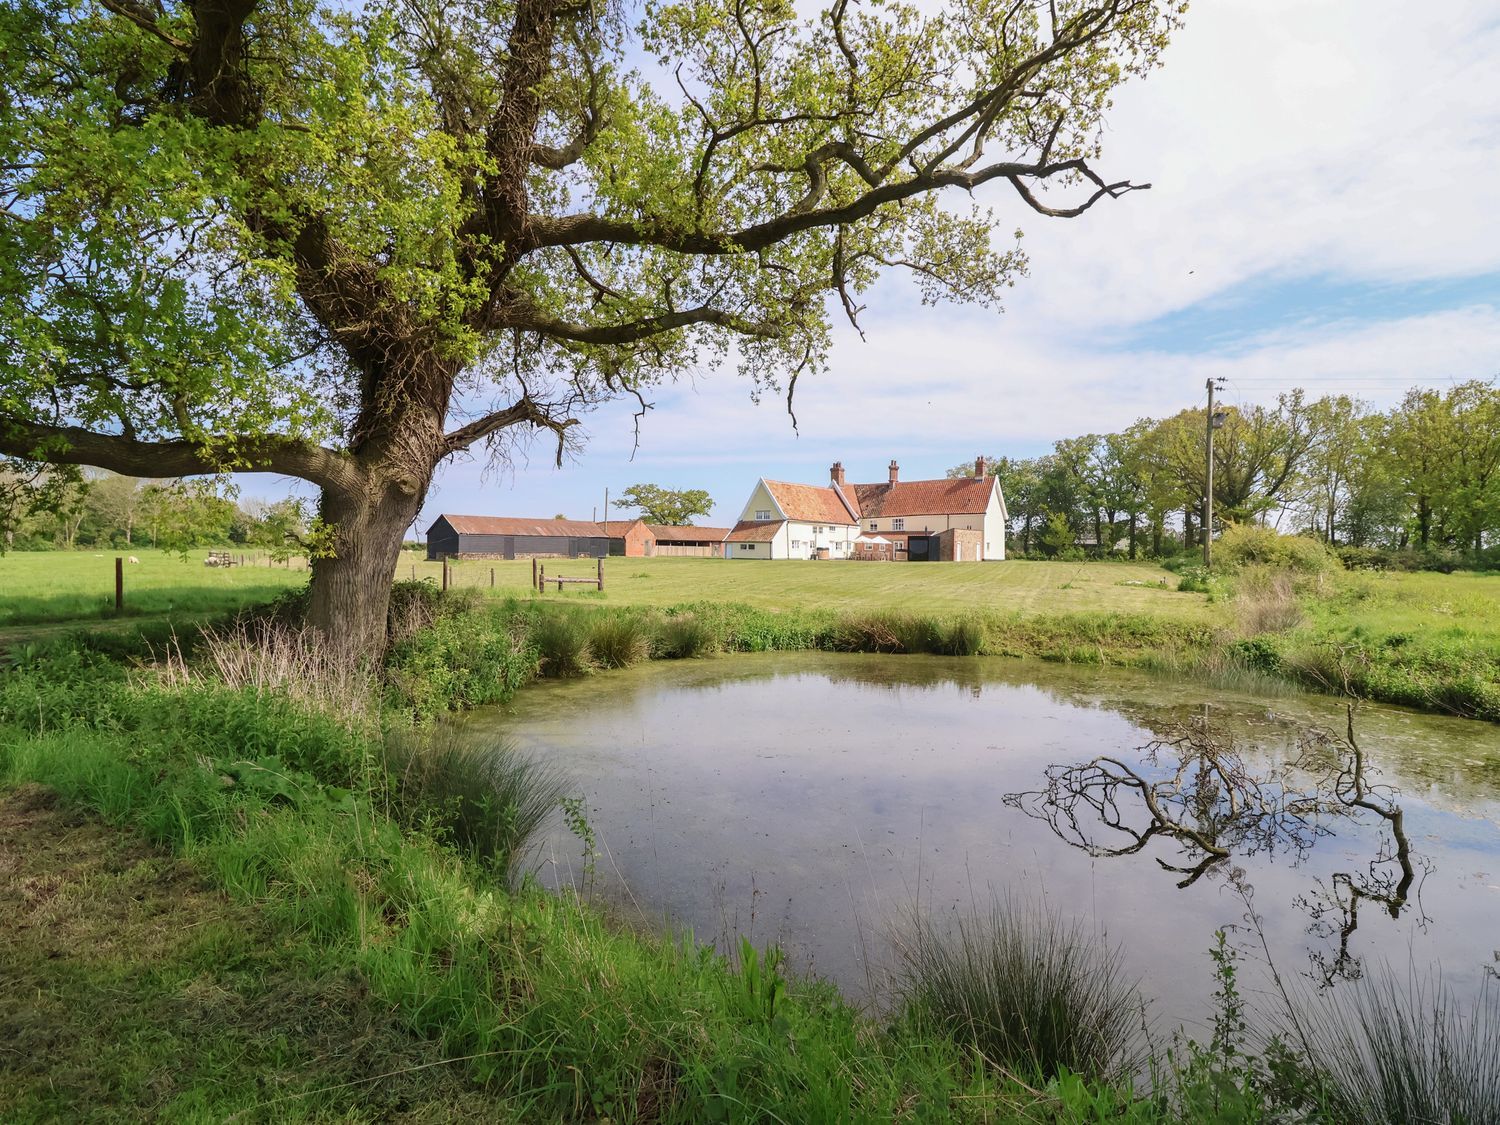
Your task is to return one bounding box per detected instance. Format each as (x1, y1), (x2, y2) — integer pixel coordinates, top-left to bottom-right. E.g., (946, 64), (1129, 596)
(248, 0), (1500, 533)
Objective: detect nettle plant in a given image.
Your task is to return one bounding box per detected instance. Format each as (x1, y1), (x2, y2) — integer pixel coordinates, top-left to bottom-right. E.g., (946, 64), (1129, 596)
(1, 0), (1183, 652)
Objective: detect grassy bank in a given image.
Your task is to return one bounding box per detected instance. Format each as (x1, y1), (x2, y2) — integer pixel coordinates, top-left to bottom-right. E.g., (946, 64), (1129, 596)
(5, 546), (1497, 720)
(0, 643), (1154, 1123)
(4, 600), (1494, 1119)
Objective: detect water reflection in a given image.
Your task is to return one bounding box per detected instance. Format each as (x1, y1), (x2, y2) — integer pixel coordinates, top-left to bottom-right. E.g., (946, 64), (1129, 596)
(482, 653), (1500, 1025)
(1006, 702), (1435, 987)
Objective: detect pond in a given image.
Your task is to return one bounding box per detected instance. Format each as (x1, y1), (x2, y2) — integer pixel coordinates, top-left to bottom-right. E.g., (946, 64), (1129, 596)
(479, 653), (1500, 1032)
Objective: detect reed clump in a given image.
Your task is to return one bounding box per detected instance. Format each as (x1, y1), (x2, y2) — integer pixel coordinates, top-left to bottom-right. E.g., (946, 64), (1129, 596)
(894, 897), (1145, 1083)
(587, 613), (654, 669)
(531, 610), (595, 676)
(383, 726), (568, 883)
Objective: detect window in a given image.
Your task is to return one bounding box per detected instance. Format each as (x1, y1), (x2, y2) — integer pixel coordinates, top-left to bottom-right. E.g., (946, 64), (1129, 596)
(791, 539), (801, 548)
(755, 509), (772, 520)
(893, 518), (905, 531)
(742, 543), (756, 551)
(869, 522), (878, 531)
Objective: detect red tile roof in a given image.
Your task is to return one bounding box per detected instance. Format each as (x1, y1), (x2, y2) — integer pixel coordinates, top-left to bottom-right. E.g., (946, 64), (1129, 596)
(438, 514), (610, 538)
(762, 480), (859, 524)
(726, 520), (783, 542)
(852, 477), (995, 517)
(650, 524), (731, 543)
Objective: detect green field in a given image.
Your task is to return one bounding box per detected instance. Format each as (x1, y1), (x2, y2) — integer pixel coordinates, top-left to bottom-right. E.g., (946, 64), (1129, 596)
(0, 548), (1211, 629)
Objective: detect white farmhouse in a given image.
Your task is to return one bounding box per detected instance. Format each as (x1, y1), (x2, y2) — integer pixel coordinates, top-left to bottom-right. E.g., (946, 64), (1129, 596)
(726, 458), (1008, 560)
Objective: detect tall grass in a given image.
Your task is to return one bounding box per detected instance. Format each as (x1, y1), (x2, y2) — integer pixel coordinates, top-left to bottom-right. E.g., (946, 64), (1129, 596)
(894, 897), (1145, 1083)
(156, 620), (376, 719)
(587, 613), (654, 669)
(1275, 971), (1500, 1124)
(383, 726), (569, 883)
(654, 613), (717, 659)
(531, 610), (594, 676)
(1234, 566), (1303, 636)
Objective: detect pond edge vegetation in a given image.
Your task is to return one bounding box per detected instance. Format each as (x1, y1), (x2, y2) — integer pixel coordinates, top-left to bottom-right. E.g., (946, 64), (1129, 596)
(1, 534), (1497, 1120)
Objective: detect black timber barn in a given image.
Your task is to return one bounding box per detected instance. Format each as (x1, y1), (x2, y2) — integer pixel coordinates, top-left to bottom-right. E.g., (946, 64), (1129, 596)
(426, 515), (619, 560)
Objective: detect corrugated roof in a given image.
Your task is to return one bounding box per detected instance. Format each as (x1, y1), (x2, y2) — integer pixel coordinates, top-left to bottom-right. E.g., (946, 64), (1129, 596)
(852, 477), (995, 517)
(435, 514), (613, 538)
(599, 519), (647, 535)
(762, 480), (859, 524)
(726, 520), (783, 542)
(650, 524), (731, 543)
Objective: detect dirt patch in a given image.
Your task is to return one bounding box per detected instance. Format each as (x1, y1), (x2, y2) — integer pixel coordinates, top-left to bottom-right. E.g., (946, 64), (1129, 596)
(0, 785), (503, 1122)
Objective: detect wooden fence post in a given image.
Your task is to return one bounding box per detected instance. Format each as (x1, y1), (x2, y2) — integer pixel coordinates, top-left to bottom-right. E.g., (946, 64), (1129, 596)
(597, 556), (604, 591)
(442, 558), (449, 591)
(532, 558), (538, 592)
(538, 564), (544, 593)
(490, 567), (495, 588)
(115, 556), (123, 614)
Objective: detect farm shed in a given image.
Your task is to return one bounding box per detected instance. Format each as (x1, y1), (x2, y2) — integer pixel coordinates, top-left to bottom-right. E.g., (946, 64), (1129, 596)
(649, 524), (731, 557)
(426, 515), (619, 561)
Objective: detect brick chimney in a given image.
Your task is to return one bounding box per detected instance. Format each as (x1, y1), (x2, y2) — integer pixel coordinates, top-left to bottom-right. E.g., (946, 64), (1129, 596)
(830, 461), (846, 487)
(975, 456), (988, 479)
(888, 459), (899, 484)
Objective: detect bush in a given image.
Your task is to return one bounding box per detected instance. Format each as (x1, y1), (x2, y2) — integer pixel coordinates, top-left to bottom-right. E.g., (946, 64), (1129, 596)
(895, 898), (1145, 1083)
(587, 613), (653, 669)
(939, 618), (987, 656)
(1233, 566), (1303, 635)
(1216, 525), (1338, 575)
(385, 610), (537, 716)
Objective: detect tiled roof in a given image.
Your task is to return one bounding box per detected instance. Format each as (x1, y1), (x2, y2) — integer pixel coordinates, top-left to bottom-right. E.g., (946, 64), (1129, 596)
(762, 480), (859, 524)
(726, 520), (783, 542)
(436, 514), (611, 538)
(650, 524), (731, 543)
(852, 477), (994, 517)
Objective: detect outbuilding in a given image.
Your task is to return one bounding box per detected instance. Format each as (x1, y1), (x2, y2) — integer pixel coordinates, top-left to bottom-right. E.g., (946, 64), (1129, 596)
(426, 515), (618, 560)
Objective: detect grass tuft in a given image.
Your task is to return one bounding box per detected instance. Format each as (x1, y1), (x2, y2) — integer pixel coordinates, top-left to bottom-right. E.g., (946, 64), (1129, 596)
(587, 613), (654, 669)
(530, 610), (595, 676)
(383, 725), (568, 882)
(655, 613), (717, 659)
(894, 896), (1145, 1083)
(1274, 971), (1500, 1125)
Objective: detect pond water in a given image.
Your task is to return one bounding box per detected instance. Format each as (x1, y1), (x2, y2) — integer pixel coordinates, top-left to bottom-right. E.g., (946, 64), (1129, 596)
(478, 654), (1500, 1032)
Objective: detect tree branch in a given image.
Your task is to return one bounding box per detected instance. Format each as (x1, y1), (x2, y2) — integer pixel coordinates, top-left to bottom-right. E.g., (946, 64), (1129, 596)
(0, 419), (358, 492)
(442, 396), (580, 464)
(506, 303), (781, 344)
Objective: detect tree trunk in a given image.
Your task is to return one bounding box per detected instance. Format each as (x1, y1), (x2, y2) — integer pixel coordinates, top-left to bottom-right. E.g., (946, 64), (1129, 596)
(306, 475), (427, 660)
(1128, 512), (1138, 559)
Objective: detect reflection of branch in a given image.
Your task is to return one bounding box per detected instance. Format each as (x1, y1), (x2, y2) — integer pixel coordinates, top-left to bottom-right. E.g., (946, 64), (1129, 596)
(1298, 704), (1426, 988)
(1005, 722), (1340, 888)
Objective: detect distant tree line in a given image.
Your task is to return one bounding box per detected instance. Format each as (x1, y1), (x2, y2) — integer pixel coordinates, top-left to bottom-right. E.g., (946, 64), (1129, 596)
(952, 381), (1500, 560)
(0, 470), (309, 555)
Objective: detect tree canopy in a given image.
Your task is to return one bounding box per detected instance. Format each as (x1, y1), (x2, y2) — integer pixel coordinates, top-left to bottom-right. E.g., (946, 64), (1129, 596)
(0, 0), (1184, 649)
(618, 483), (713, 525)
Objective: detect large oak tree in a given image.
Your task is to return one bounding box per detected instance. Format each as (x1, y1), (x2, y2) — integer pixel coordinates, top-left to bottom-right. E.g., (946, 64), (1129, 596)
(1, 0), (1182, 653)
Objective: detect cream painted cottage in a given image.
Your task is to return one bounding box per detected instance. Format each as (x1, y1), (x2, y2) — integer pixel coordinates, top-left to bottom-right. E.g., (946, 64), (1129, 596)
(726, 458), (1007, 561)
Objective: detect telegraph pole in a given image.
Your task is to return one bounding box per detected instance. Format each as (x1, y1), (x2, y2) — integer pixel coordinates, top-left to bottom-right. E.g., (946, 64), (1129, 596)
(1203, 377), (1225, 567)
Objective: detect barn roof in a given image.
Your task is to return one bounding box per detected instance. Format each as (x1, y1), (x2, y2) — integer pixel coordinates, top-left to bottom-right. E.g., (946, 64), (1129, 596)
(726, 520), (783, 542)
(762, 480), (860, 524)
(650, 524), (731, 543)
(599, 519), (648, 535)
(851, 477), (995, 517)
(434, 514), (612, 538)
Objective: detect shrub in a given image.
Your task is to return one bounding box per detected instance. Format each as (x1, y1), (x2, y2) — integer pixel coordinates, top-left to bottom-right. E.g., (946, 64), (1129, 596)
(655, 613), (717, 659)
(587, 613), (653, 669)
(530, 610), (594, 676)
(384, 611), (537, 716)
(1230, 636), (1285, 675)
(1216, 525), (1338, 575)
(895, 898), (1145, 1083)
(383, 726), (568, 883)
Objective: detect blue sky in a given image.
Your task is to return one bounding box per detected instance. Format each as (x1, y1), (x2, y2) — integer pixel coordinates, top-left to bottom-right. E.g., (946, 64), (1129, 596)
(241, 0), (1500, 533)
